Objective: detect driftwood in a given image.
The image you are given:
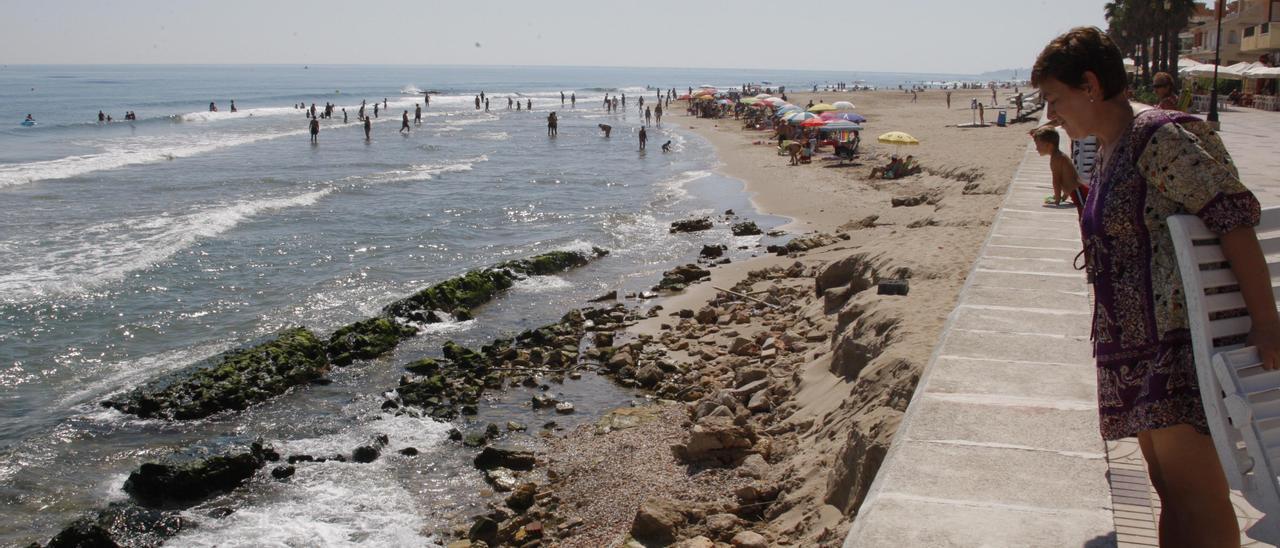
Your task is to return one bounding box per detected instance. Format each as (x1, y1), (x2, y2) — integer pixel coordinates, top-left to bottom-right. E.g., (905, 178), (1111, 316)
(713, 286), (781, 309)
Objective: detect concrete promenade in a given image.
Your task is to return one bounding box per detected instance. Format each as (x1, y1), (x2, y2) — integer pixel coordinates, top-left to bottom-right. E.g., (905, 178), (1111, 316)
(843, 107), (1279, 547)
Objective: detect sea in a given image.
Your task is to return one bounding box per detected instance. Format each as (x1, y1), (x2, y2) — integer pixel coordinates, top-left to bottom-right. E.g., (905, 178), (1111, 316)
(0, 64), (988, 546)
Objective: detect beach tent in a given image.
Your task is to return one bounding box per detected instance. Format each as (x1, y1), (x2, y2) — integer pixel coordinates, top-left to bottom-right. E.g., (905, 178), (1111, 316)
(1245, 66), (1280, 78)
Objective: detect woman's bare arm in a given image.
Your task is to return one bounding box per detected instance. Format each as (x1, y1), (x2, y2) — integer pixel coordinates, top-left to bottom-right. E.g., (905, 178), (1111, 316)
(1222, 226), (1280, 369)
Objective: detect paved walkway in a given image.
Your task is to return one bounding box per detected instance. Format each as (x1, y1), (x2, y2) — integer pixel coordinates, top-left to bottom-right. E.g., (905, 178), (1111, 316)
(843, 107), (1279, 548)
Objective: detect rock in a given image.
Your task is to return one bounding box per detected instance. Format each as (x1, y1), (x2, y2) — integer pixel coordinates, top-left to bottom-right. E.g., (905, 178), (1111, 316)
(746, 390), (772, 413)
(890, 194), (930, 208)
(669, 218), (713, 233)
(705, 513), (742, 536)
(606, 351), (635, 372)
(102, 328), (329, 420)
(673, 416), (757, 466)
(731, 221), (763, 236)
(468, 515), (500, 544)
(737, 454), (770, 479)
(695, 306), (719, 325)
(446, 541), (474, 548)
(399, 447), (419, 456)
(351, 445), (380, 463)
(484, 467), (519, 492)
(46, 518), (118, 548)
(594, 331), (615, 347)
(635, 363), (665, 388)
(734, 368), (767, 388)
(699, 244), (726, 259)
(404, 358), (440, 375)
(728, 337), (757, 357)
(658, 264), (711, 290)
(327, 317), (418, 367)
(270, 465), (295, 480)
(555, 402), (575, 414)
(815, 253), (877, 296)
(630, 497), (686, 546)
(506, 421), (526, 432)
(448, 428), (463, 441)
(123, 443), (272, 508)
(730, 530), (769, 548)
(675, 536), (716, 548)
(877, 278), (910, 296)
(506, 482), (537, 513)
(463, 433), (489, 448)
(589, 290), (618, 302)
(531, 393), (558, 409)
(474, 445), (536, 471)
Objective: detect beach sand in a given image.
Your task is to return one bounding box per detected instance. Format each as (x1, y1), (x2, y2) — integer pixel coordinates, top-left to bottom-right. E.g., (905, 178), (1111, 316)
(474, 88), (1039, 547)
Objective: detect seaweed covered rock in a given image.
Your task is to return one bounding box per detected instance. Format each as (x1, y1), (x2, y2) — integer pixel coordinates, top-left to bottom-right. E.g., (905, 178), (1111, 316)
(123, 442), (274, 508)
(670, 218), (713, 233)
(103, 328), (329, 420)
(497, 250), (592, 276)
(45, 502), (188, 548)
(326, 317), (418, 367)
(383, 269), (517, 322)
(731, 221), (763, 236)
(658, 264), (711, 291)
(443, 340), (489, 371)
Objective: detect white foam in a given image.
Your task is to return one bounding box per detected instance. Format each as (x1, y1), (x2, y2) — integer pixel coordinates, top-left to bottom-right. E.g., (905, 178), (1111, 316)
(654, 169), (711, 203)
(0, 128), (310, 188)
(0, 188), (333, 303)
(513, 275), (572, 293)
(353, 155), (487, 185)
(472, 131), (509, 141)
(413, 318), (476, 336)
(177, 106), (301, 123)
(170, 415), (451, 547)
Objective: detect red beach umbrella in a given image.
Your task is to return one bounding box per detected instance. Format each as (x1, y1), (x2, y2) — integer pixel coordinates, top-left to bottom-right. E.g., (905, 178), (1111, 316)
(799, 118), (828, 127)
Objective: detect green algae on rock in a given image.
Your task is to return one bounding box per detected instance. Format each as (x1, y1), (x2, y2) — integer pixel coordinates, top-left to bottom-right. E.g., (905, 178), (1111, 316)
(103, 328), (329, 420)
(326, 316), (419, 367)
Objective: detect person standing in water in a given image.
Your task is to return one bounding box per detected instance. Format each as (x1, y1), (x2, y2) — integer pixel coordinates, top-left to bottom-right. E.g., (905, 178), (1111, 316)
(508, 97), (513, 110)
(484, 98), (489, 111)
(644, 106), (652, 127)
(414, 104), (422, 124)
(400, 111), (410, 133)
(547, 112), (557, 136)
(309, 117), (320, 143)
(560, 91), (565, 105)
(383, 98), (388, 109)
(526, 98), (532, 110)
(654, 103), (663, 125)
(209, 102), (218, 112)
(638, 126), (647, 150)
(230, 100), (238, 113)
(374, 103), (379, 118)
(98, 110), (105, 122)
(343, 108), (348, 123)
(475, 95), (481, 110)
(571, 92), (576, 107)
(363, 116), (371, 141)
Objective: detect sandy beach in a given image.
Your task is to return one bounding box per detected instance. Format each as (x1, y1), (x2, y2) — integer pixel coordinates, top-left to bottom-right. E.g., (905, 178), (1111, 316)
(482, 87), (1042, 548)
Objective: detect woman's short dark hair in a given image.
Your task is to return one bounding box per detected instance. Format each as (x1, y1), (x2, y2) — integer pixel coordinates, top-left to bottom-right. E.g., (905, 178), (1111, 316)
(1031, 27), (1127, 100)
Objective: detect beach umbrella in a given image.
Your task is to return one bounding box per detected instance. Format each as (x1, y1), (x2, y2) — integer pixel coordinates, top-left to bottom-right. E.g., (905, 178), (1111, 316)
(755, 93), (773, 99)
(775, 105), (802, 114)
(820, 111), (867, 123)
(878, 131), (919, 155)
(696, 95), (715, 101)
(678, 94), (692, 100)
(740, 97), (760, 105)
(819, 120), (862, 131)
(785, 112), (821, 124)
(717, 99), (732, 105)
(764, 97), (789, 105)
(699, 84), (716, 89)
(807, 103), (837, 112)
(799, 117), (828, 127)
(832, 101), (855, 110)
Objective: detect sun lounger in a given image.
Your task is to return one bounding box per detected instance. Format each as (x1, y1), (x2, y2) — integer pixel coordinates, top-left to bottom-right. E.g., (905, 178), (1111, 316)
(1169, 207), (1280, 519)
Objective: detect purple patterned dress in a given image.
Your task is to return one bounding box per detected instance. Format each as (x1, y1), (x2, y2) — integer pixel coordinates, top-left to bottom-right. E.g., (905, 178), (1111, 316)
(1082, 108), (1260, 440)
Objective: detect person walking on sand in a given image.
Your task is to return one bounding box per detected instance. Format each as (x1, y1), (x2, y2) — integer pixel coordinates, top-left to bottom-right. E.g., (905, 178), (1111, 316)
(1032, 26), (1274, 547)
(638, 126), (647, 150)
(363, 116), (371, 141)
(978, 102), (985, 126)
(400, 111), (410, 133)
(414, 104), (422, 125)
(946, 91), (952, 109)
(309, 117), (320, 143)
(547, 112), (558, 136)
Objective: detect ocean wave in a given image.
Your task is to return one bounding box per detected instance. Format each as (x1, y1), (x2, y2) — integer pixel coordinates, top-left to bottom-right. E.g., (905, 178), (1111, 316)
(653, 169), (710, 203)
(471, 131), (509, 141)
(0, 188), (333, 302)
(513, 275), (573, 293)
(353, 155), (487, 185)
(177, 106), (301, 123)
(0, 128), (310, 188)
(172, 416), (451, 547)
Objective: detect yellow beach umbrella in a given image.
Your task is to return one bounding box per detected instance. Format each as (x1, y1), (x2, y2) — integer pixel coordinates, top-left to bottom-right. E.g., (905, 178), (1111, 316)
(807, 103), (836, 112)
(878, 131), (920, 155)
(877, 131), (919, 145)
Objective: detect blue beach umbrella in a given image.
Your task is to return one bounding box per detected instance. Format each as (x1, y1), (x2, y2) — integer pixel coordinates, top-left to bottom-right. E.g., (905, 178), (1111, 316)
(820, 111), (867, 123)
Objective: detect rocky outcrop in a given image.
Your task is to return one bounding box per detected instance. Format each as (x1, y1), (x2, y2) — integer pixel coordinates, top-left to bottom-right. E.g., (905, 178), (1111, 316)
(670, 218), (713, 233)
(658, 264), (711, 291)
(672, 416), (759, 466)
(326, 317), (418, 367)
(103, 328), (329, 420)
(123, 442), (276, 508)
(730, 221), (763, 236)
(474, 445), (537, 471)
(45, 502), (188, 548)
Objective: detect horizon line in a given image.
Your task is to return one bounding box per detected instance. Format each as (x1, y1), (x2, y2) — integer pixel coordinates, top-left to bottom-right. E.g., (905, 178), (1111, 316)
(0, 62), (1030, 79)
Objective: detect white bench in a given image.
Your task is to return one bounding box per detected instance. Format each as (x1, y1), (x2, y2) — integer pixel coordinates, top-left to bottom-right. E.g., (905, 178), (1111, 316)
(1169, 208), (1280, 518)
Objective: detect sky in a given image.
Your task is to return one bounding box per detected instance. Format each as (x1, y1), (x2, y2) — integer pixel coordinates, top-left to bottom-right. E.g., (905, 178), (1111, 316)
(0, 0), (1108, 75)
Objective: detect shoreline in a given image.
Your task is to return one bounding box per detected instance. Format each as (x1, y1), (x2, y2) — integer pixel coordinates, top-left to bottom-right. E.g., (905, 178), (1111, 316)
(498, 87), (1038, 547)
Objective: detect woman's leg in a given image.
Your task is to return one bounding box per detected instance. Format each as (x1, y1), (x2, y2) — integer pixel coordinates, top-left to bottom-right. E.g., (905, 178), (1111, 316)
(1137, 424), (1238, 548)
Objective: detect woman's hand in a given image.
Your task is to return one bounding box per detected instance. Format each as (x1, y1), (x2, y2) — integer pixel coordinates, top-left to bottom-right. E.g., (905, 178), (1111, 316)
(1248, 319), (1280, 370)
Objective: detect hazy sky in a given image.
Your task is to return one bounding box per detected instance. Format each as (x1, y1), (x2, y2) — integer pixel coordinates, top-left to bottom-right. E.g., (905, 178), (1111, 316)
(2, 0), (1108, 75)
